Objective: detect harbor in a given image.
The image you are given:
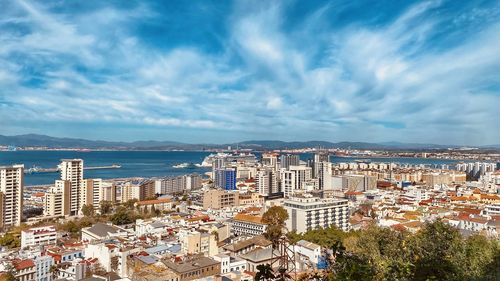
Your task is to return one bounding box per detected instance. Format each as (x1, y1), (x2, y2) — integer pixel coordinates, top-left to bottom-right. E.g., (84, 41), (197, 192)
(25, 164), (121, 174)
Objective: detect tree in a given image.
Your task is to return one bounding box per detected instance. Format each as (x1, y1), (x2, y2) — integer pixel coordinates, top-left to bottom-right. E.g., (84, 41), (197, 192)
(124, 199), (138, 210)
(0, 233), (20, 249)
(412, 220), (464, 281)
(110, 207), (134, 225)
(100, 201), (113, 215)
(262, 206), (289, 245)
(81, 204), (94, 217)
(255, 264), (275, 281)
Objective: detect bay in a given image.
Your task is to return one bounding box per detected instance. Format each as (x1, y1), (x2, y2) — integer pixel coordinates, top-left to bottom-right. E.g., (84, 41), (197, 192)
(0, 151), (468, 186)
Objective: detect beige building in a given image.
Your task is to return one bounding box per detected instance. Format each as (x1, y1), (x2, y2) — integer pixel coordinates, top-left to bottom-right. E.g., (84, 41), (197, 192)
(44, 180), (71, 217)
(203, 189), (239, 209)
(122, 182), (155, 202)
(135, 198), (173, 213)
(162, 256), (221, 281)
(82, 178), (102, 208)
(59, 159), (84, 216)
(0, 164), (24, 229)
(239, 192), (265, 206)
(179, 229), (218, 257)
(100, 181), (117, 203)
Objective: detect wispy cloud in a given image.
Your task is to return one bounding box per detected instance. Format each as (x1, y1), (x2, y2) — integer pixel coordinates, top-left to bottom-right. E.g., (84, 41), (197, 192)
(0, 0), (499, 144)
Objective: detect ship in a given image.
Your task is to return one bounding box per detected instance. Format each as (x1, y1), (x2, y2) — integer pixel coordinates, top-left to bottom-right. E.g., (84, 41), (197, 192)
(200, 152), (257, 167)
(173, 162), (197, 169)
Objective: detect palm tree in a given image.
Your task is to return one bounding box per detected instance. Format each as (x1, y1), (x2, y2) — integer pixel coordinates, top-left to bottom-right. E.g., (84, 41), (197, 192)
(255, 264), (275, 281)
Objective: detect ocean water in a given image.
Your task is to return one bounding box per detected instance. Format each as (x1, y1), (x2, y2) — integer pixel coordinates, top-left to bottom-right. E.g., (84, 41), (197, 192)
(0, 151), (467, 186)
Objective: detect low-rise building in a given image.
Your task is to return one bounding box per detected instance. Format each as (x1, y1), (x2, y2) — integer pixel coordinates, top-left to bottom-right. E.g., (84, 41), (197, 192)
(21, 225), (58, 249)
(81, 223), (128, 242)
(162, 256), (221, 281)
(230, 214), (267, 236)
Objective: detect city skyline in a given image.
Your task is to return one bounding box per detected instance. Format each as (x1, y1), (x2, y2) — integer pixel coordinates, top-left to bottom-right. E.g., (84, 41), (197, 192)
(1, 0), (499, 145)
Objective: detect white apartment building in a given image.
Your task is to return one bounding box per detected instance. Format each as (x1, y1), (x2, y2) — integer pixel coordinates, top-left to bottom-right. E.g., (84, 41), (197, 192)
(59, 159), (83, 216)
(21, 226), (58, 249)
(230, 214), (268, 236)
(284, 195), (349, 233)
(255, 169), (278, 196)
(213, 254), (248, 274)
(281, 165), (312, 198)
(0, 164), (24, 229)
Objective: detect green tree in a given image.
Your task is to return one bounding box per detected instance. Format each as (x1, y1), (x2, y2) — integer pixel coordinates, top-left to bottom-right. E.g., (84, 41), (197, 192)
(110, 207), (134, 225)
(255, 264), (275, 281)
(0, 233), (20, 249)
(81, 204), (94, 217)
(124, 199), (138, 210)
(262, 206), (289, 245)
(100, 200), (113, 214)
(412, 220), (464, 281)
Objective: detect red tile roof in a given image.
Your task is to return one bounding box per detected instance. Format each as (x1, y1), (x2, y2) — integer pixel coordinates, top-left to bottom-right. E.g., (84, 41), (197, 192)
(13, 259), (35, 270)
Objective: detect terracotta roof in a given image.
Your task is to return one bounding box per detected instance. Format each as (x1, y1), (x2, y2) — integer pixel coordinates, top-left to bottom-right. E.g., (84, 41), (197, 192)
(234, 213), (265, 224)
(13, 259), (35, 270)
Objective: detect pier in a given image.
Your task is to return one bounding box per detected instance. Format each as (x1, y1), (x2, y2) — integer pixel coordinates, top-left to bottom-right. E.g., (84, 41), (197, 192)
(25, 164), (121, 174)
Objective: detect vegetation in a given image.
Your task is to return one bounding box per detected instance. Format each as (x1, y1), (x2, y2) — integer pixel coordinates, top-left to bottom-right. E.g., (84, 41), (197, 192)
(81, 204), (94, 217)
(0, 233), (20, 249)
(286, 220), (499, 281)
(110, 206), (136, 225)
(99, 200), (113, 214)
(262, 206), (289, 246)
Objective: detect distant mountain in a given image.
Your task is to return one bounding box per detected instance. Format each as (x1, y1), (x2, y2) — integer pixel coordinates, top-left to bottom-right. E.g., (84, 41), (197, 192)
(0, 134), (491, 151)
(0, 134), (184, 149)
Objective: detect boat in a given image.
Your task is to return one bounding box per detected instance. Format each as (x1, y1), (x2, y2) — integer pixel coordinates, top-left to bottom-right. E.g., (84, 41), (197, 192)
(173, 163), (197, 169)
(199, 152), (258, 167)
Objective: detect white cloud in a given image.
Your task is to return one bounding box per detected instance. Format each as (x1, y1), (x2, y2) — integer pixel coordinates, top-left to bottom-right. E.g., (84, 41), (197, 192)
(0, 0), (498, 144)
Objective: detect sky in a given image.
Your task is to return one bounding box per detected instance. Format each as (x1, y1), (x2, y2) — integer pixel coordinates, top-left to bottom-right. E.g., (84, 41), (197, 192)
(0, 0), (499, 145)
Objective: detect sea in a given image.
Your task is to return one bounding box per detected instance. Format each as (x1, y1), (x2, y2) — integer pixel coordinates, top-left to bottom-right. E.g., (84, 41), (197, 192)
(0, 150), (470, 186)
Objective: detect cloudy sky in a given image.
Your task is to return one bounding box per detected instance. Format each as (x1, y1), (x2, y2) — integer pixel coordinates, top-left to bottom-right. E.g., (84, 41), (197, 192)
(0, 0), (499, 145)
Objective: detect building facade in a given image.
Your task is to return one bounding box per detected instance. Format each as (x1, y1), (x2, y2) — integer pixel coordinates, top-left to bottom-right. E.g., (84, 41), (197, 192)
(0, 164), (24, 229)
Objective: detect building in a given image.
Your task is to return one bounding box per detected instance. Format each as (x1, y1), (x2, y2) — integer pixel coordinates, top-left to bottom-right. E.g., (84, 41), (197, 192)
(82, 178), (102, 208)
(213, 254), (248, 275)
(0, 164), (24, 229)
(135, 198), (173, 213)
(284, 196), (349, 233)
(44, 180), (71, 217)
(230, 213), (267, 236)
(81, 223), (128, 242)
(154, 174), (202, 195)
(162, 256), (220, 281)
(59, 159), (83, 216)
(13, 259), (36, 281)
(203, 189), (239, 209)
(178, 229), (218, 257)
(34, 255), (54, 281)
(21, 225), (58, 249)
(139, 180), (157, 199)
(262, 153), (279, 169)
(280, 154), (300, 170)
(255, 169), (279, 196)
(215, 168), (237, 190)
(281, 165), (312, 197)
(294, 240), (322, 267)
(100, 182), (117, 203)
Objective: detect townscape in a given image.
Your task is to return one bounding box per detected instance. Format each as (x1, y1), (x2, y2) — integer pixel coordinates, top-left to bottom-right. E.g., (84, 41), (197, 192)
(0, 149), (499, 281)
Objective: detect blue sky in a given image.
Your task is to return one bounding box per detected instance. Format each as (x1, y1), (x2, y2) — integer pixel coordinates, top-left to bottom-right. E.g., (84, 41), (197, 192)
(0, 0), (499, 145)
